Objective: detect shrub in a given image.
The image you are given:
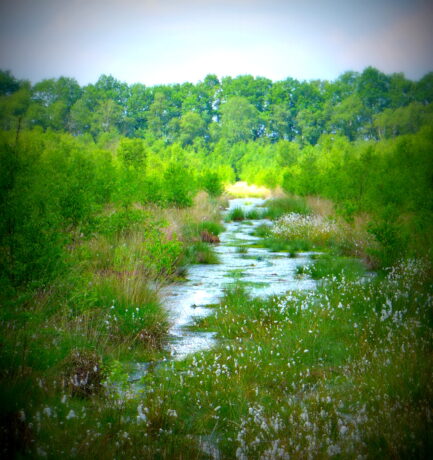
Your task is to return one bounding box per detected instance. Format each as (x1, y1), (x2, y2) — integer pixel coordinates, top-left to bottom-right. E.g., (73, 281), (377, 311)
(163, 163), (195, 207)
(201, 171), (223, 197)
(367, 218), (408, 269)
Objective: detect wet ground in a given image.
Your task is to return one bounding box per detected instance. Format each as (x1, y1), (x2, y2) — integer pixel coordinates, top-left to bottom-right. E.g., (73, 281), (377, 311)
(162, 198), (316, 359)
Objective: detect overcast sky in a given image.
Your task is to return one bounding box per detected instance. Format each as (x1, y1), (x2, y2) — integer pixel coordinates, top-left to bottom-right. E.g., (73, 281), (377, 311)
(0, 0), (432, 85)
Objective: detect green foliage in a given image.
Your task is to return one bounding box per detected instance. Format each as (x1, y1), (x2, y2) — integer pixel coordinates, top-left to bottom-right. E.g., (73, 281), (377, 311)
(201, 170), (223, 197)
(91, 208), (151, 237)
(220, 96), (261, 143)
(1, 67), (433, 458)
(245, 208), (265, 219)
(2, 67), (433, 147)
(297, 254), (367, 280)
(263, 196), (310, 219)
(163, 162), (195, 207)
(117, 138), (146, 169)
(367, 217), (408, 269)
(183, 241), (220, 264)
(226, 207), (246, 221)
(251, 223), (272, 238)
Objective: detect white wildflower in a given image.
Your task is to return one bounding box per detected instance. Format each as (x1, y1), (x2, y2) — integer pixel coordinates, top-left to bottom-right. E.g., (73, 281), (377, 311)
(66, 410), (76, 420)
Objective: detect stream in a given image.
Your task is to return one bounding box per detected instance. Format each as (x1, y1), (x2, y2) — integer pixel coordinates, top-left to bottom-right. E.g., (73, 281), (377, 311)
(127, 198), (317, 383)
(162, 198), (316, 360)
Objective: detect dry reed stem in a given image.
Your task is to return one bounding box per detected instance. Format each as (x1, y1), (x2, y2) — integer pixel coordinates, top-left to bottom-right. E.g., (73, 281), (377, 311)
(305, 196), (334, 217)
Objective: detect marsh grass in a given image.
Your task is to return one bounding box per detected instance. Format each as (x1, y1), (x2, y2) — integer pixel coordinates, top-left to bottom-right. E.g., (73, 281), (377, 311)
(268, 211), (378, 266)
(3, 255), (432, 459)
(245, 208), (265, 220)
(251, 222), (272, 238)
(182, 220), (224, 241)
(235, 245), (248, 254)
(0, 192), (225, 458)
(225, 207), (246, 221)
(183, 241), (220, 264)
(3, 186), (432, 458)
(257, 237), (313, 253)
(296, 254), (367, 280)
(263, 196), (311, 220)
(130, 259), (432, 459)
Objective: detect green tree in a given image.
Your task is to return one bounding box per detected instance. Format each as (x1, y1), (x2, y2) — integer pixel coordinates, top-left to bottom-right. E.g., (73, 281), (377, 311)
(178, 112), (207, 146)
(118, 138), (146, 169)
(91, 99), (123, 135)
(220, 96), (260, 143)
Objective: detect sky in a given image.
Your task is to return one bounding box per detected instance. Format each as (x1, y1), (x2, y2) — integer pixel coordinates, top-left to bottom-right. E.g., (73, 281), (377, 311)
(0, 0), (432, 86)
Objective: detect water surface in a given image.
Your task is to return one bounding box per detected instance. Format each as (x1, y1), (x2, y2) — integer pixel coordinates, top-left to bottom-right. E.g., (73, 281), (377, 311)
(162, 198), (316, 359)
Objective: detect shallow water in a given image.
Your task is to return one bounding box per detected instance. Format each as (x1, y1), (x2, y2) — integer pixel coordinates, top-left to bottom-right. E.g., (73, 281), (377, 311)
(162, 198), (316, 359)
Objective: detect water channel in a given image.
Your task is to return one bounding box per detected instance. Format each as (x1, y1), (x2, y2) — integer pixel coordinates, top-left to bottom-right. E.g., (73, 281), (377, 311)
(127, 198), (317, 383)
(162, 198), (316, 360)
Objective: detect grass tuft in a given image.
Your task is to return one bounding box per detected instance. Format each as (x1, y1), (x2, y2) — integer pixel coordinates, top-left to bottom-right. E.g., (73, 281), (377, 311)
(225, 207), (246, 221)
(296, 254), (367, 280)
(263, 196), (310, 220)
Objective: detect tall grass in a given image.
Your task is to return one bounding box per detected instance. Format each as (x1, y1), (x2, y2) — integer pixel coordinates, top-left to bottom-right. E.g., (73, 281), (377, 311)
(263, 196), (311, 219)
(10, 258), (430, 458)
(296, 254), (367, 280)
(225, 207), (246, 221)
(0, 192), (225, 458)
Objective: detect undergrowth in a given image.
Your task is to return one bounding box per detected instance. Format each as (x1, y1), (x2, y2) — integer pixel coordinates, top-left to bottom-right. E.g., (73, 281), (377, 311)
(5, 258), (431, 458)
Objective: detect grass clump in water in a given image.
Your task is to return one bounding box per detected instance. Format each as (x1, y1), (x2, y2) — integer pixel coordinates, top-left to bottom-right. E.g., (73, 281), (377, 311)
(225, 207), (246, 221)
(182, 220), (224, 240)
(251, 223), (272, 238)
(245, 208), (265, 220)
(235, 245), (248, 254)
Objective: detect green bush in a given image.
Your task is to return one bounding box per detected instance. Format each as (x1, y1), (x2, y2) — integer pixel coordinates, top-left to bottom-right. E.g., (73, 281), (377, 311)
(367, 216), (408, 269)
(201, 171), (223, 197)
(163, 162), (195, 207)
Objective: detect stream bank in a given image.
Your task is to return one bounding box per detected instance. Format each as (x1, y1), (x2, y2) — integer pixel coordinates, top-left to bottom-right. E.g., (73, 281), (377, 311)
(162, 197), (316, 359)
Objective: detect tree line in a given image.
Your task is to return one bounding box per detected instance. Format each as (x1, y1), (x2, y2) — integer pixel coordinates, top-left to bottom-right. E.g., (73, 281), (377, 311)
(1, 67), (433, 145)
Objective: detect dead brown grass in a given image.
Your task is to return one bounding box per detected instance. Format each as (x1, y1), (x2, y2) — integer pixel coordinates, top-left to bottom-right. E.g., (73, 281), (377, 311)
(156, 191), (221, 240)
(305, 196), (335, 217)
